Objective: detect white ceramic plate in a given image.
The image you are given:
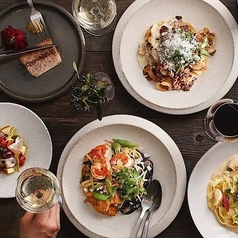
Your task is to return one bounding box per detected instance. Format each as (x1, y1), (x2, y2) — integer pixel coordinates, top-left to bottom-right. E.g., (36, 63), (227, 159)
(57, 115), (186, 238)
(0, 103), (52, 198)
(188, 142), (238, 238)
(112, 0), (238, 114)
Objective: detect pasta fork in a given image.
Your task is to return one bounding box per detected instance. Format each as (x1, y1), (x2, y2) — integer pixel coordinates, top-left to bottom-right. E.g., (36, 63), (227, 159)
(141, 180), (162, 238)
(130, 180), (158, 238)
(27, 0), (50, 41)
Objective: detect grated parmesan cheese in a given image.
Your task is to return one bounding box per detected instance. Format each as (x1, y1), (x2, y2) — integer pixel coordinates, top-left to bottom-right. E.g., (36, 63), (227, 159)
(151, 22), (200, 72)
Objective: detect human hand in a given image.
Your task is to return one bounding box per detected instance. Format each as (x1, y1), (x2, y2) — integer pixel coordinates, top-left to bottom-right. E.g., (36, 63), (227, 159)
(19, 203), (60, 238)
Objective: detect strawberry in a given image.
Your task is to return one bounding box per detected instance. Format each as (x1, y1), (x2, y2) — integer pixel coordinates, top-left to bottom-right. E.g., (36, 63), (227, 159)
(1, 25), (28, 50)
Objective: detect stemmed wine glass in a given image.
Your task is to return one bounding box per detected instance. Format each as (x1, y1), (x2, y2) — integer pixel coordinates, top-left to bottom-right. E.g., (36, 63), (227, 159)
(204, 98), (238, 142)
(72, 0), (117, 36)
(15, 167), (61, 213)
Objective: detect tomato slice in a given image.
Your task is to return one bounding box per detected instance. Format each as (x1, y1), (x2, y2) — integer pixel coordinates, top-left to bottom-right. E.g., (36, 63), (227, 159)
(222, 195), (229, 211)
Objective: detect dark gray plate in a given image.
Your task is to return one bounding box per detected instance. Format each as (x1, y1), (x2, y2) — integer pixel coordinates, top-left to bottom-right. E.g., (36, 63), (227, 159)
(0, 0), (86, 102)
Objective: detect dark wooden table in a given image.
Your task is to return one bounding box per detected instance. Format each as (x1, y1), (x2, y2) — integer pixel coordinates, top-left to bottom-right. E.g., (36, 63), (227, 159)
(0, 0), (238, 237)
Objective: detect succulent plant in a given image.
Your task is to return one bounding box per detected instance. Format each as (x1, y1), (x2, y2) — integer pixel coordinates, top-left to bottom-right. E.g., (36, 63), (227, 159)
(70, 62), (114, 121)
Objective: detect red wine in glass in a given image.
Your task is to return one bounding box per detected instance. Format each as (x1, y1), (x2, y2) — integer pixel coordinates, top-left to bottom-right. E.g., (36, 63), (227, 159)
(204, 99), (238, 142)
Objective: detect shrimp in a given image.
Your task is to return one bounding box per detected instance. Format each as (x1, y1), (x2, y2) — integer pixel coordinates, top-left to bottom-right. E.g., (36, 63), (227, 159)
(91, 162), (109, 180)
(86, 144), (112, 179)
(110, 152), (134, 171)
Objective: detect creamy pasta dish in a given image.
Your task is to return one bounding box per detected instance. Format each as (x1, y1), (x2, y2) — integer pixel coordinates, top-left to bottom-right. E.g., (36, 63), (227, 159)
(137, 16), (216, 91)
(207, 154), (238, 233)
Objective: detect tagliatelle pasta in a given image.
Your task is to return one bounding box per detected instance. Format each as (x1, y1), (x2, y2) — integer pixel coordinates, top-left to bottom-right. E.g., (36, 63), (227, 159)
(207, 154), (238, 234)
(137, 16), (216, 91)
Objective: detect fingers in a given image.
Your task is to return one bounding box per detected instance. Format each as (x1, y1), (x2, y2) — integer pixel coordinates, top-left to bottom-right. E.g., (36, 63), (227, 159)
(49, 203), (60, 220)
(34, 204), (60, 234)
(33, 203), (60, 220)
(19, 204), (61, 238)
(49, 203), (61, 232)
(33, 209), (50, 221)
(20, 211), (36, 225)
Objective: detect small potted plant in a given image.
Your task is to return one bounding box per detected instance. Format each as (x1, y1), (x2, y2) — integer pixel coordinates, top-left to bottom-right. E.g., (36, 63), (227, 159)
(70, 62), (115, 121)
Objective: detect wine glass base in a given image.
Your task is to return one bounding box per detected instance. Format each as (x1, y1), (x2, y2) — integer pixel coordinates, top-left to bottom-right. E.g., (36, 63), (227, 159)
(82, 16), (117, 36)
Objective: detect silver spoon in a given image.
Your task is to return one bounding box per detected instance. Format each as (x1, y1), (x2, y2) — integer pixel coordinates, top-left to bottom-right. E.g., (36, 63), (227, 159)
(141, 180), (162, 238)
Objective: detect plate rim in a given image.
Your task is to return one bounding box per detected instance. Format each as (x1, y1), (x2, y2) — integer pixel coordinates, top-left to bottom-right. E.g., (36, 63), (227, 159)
(0, 0), (86, 103)
(0, 102), (53, 198)
(57, 114), (187, 238)
(112, 0), (238, 115)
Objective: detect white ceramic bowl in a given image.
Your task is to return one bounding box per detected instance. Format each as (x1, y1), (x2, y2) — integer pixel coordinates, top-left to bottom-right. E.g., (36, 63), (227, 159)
(112, 0), (238, 114)
(57, 115), (187, 238)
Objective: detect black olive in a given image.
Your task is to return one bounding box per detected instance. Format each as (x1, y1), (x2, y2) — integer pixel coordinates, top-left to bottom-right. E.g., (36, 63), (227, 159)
(0, 146), (4, 154)
(83, 160), (92, 165)
(3, 149), (14, 159)
(175, 16), (182, 20)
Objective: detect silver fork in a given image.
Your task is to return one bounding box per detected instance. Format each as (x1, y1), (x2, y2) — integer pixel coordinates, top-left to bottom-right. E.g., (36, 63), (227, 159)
(141, 180), (162, 238)
(27, 0), (50, 41)
(130, 180), (157, 238)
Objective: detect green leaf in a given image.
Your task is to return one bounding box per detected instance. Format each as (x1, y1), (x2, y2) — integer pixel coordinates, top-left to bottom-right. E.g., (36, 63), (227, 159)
(81, 84), (90, 91)
(95, 81), (109, 91)
(73, 61), (79, 78)
(200, 48), (211, 57)
(86, 73), (94, 84)
(201, 37), (209, 48)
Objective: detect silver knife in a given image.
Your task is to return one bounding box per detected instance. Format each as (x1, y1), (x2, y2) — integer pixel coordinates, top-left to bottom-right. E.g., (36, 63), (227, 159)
(0, 44), (55, 59)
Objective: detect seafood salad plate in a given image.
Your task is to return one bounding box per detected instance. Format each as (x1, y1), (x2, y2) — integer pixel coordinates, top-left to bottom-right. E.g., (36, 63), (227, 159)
(0, 102), (52, 198)
(57, 115), (186, 238)
(112, 0), (238, 114)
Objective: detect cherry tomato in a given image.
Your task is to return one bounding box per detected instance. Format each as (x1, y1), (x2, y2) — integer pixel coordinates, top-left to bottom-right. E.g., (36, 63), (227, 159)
(18, 154), (26, 166)
(0, 138), (7, 148)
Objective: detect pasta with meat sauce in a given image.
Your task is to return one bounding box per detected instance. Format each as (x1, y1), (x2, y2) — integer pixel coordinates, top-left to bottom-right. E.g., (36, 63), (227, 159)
(137, 16), (216, 91)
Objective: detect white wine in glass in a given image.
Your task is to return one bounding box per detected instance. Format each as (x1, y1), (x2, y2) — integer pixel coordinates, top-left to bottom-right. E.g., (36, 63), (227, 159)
(15, 167), (61, 213)
(72, 0), (117, 36)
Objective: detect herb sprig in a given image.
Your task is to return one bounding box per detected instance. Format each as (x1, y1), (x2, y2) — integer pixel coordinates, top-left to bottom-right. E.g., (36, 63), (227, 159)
(70, 62), (113, 121)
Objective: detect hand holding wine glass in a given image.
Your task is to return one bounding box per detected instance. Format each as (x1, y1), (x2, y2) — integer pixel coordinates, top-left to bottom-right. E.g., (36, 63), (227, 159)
(19, 203), (60, 238)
